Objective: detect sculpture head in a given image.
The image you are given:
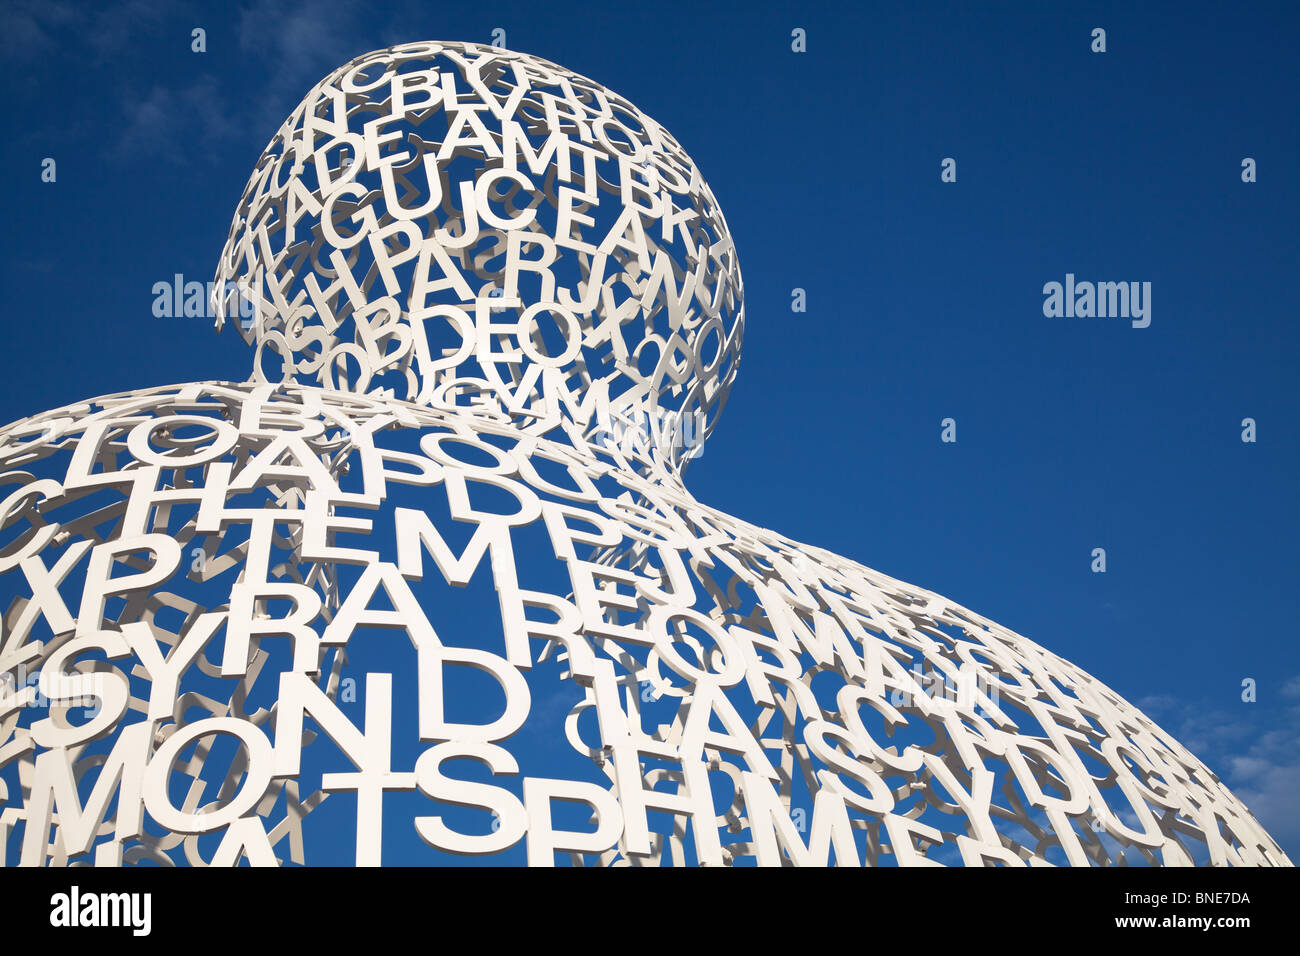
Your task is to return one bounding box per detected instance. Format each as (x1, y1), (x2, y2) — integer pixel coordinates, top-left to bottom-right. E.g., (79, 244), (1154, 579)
(214, 41), (743, 469)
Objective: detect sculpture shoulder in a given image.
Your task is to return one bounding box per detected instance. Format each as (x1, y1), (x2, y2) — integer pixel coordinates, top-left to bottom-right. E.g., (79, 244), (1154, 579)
(0, 380), (1287, 867)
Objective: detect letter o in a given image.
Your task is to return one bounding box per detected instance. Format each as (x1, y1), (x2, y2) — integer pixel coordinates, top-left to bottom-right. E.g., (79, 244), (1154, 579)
(420, 432), (518, 476)
(127, 416), (239, 467)
(516, 303), (582, 368)
(649, 606), (743, 687)
(144, 718), (273, 834)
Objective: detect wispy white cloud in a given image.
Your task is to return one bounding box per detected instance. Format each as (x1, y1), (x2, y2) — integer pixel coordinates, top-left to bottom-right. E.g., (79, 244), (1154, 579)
(0, 0), (79, 64)
(235, 0), (376, 136)
(12, 0), (429, 165)
(1231, 763), (1300, 851)
(110, 74), (240, 163)
(83, 0), (179, 63)
(1139, 684), (1300, 858)
(1, 0), (178, 65)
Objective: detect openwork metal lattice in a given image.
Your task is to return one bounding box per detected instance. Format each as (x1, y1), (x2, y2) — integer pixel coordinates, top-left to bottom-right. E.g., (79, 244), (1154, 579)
(0, 42), (1287, 866)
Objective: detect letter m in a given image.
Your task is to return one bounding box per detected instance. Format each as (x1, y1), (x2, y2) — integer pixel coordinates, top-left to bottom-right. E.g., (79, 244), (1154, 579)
(502, 122), (574, 179)
(20, 722), (150, 864)
(741, 771), (860, 866)
(395, 506), (493, 586)
(757, 583), (865, 680)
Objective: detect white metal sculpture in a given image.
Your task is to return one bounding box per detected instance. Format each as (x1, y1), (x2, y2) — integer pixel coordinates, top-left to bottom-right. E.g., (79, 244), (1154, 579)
(0, 41), (1289, 867)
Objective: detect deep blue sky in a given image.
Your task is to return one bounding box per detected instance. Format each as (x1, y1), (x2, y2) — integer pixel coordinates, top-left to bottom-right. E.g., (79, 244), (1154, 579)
(2, 0), (1297, 860)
